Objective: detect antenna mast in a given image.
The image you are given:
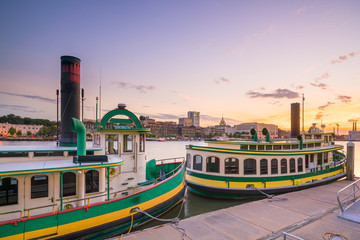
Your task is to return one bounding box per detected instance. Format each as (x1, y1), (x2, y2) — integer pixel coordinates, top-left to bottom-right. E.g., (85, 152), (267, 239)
(99, 66), (102, 120)
(302, 93), (305, 133)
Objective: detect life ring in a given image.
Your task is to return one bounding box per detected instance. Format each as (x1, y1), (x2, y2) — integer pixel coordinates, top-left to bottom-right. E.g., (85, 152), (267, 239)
(63, 202), (76, 209)
(106, 167), (118, 180)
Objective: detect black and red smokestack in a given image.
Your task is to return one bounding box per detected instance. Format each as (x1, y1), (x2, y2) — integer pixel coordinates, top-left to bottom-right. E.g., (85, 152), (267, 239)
(59, 56), (81, 146)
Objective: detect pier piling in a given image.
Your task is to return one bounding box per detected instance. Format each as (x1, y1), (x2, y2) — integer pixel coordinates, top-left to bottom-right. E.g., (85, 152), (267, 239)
(346, 141), (354, 181)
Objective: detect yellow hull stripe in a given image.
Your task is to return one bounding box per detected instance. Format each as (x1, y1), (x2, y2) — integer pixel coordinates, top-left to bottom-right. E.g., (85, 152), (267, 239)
(186, 169), (344, 189)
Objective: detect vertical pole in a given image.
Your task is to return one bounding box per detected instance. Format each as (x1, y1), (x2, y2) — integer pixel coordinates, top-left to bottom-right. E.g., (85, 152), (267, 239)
(107, 167), (110, 201)
(81, 88), (84, 122)
(95, 97), (98, 129)
(56, 89), (59, 145)
(346, 141), (355, 181)
(60, 172), (63, 211)
(302, 94), (305, 134)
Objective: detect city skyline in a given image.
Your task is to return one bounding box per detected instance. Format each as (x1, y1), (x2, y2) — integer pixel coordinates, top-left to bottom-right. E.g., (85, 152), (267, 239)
(1, 1), (359, 134)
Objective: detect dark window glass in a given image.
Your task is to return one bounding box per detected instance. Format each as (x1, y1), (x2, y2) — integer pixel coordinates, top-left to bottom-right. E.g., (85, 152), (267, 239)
(290, 158), (296, 173)
(31, 175), (48, 199)
(258, 145), (264, 150)
(324, 152), (328, 163)
(271, 159), (278, 174)
(283, 145), (290, 150)
(0, 177), (18, 206)
(273, 145), (281, 150)
(193, 155), (203, 171)
(260, 159), (268, 175)
(310, 154), (314, 162)
(266, 145), (272, 150)
(123, 135), (133, 152)
(291, 144), (299, 149)
(249, 145), (256, 150)
(86, 170), (99, 193)
(240, 145), (248, 150)
(305, 155), (309, 168)
(298, 158), (303, 172)
(317, 153), (322, 165)
(63, 172), (76, 197)
(244, 159), (256, 175)
(186, 153), (191, 169)
(206, 157), (220, 173)
(225, 158), (239, 174)
(281, 159), (287, 174)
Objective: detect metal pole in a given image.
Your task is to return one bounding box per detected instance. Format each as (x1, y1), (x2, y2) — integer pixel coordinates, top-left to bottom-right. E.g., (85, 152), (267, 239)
(107, 167), (110, 201)
(56, 89), (59, 145)
(81, 88), (85, 122)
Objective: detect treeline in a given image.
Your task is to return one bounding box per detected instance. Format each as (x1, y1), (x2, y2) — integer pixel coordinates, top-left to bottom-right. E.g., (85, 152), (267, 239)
(0, 114), (56, 126)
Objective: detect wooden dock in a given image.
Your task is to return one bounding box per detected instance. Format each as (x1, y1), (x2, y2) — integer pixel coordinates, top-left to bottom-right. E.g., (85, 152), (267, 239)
(118, 178), (360, 240)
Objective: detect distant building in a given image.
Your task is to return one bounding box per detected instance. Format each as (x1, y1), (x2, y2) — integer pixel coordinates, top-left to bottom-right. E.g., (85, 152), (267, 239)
(178, 118), (192, 127)
(234, 122), (278, 138)
(0, 122), (43, 136)
(188, 111), (200, 127)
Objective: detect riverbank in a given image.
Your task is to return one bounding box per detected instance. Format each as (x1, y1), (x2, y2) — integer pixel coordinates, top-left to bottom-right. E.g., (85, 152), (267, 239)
(119, 178), (360, 240)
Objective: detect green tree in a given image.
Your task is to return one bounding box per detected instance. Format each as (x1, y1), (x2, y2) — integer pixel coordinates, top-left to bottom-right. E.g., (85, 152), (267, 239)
(16, 130), (22, 136)
(27, 131), (32, 137)
(8, 127), (16, 136)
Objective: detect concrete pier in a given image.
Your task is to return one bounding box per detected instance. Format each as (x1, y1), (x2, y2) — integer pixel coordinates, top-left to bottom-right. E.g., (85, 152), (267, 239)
(119, 178), (360, 240)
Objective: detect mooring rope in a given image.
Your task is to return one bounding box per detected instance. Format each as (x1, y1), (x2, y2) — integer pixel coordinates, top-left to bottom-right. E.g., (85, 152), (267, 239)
(254, 187), (288, 201)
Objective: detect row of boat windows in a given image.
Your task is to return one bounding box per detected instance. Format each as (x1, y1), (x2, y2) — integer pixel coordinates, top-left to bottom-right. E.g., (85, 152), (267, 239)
(186, 153), (329, 175)
(238, 142), (321, 151)
(103, 134), (145, 155)
(0, 170), (99, 207)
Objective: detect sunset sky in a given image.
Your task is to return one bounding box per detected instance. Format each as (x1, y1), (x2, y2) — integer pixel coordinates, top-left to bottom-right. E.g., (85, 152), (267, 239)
(0, 1), (359, 133)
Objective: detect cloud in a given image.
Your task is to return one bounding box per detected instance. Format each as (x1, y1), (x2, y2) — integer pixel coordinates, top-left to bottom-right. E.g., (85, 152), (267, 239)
(318, 102), (335, 110)
(0, 104), (39, 113)
(293, 6), (307, 15)
(269, 101), (282, 106)
(314, 73), (329, 82)
(227, 25), (276, 55)
(112, 81), (155, 93)
(315, 112), (324, 120)
(247, 88), (299, 99)
(291, 83), (304, 90)
(330, 51), (360, 64)
(0, 91), (56, 103)
(310, 82), (327, 89)
(337, 95), (351, 103)
(215, 77), (230, 84)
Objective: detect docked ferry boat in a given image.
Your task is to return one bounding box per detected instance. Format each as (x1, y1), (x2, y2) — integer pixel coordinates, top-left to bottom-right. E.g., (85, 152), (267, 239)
(0, 106), (186, 239)
(186, 129), (346, 199)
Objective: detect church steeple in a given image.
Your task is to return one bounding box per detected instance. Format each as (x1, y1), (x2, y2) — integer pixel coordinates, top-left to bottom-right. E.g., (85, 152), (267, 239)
(219, 115), (226, 126)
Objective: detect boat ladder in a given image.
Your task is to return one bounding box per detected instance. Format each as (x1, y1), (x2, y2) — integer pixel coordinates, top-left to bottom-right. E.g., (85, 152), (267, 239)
(337, 178), (360, 223)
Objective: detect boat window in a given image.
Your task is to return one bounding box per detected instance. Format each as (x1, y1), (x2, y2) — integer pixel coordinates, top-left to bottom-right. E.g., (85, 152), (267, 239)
(305, 155), (309, 168)
(260, 159), (268, 175)
(86, 170), (99, 193)
(324, 152), (328, 163)
(0, 152), (28, 158)
(303, 144), (307, 149)
(291, 144), (299, 149)
(31, 175), (48, 199)
(271, 159), (278, 174)
(240, 145), (248, 150)
(249, 145), (256, 150)
(308, 143), (314, 148)
(298, 158), (303, 172)
(140, 134), (145, 152)
(34, 151), (64, 157)
(106, 134), (119, 154)
(225, 158), (239, 174)
(206, 157), (220, 173)
(273, 145), (281, 150)
(283, 145), (290, 150)
(266, 145), (272, 150)
(123, 135), (133, 152)
(186, 154), (191, 169)
(315, 143), (321, 147)
(62, 172), (76, 197)
(193, 155), (203, 171)
(310, 154), (314, 162)
(290, 158), (296, 173)
(244, 159), (256, 175)
(68, 151), (77, 156)
(314, 135), (321, 139)
(258, 145), (264, 150)
(305, 135), (312, 139)
(0, 177), (18, 206)
(317, 153), (322, 166)
(281, 159), (287, 174)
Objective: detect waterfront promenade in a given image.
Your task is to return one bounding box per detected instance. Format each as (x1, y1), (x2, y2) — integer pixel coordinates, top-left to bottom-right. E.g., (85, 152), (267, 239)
(119, 178), (360, 240)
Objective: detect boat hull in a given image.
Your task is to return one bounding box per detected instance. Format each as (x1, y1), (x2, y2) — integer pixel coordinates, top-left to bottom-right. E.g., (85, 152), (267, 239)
(186, 164), (345, 199)
(0, 164), (186, 240)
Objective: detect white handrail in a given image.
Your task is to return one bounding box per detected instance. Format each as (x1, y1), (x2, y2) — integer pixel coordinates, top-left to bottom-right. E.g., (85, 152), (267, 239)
(337, 178), (360, 212)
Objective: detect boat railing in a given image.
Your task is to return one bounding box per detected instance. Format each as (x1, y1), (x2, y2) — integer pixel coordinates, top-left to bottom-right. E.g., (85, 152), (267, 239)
(282, 232), (304, 240)
(0, 209), (23, 221)
(24, 204), (57, 218)
(337, 178), (360, 212)
(155, 157), (185, 165)
(305, 157), (346, 174)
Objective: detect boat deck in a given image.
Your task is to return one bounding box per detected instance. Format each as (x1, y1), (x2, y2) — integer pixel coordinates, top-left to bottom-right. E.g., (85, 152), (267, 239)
(119, 178), (360, 240)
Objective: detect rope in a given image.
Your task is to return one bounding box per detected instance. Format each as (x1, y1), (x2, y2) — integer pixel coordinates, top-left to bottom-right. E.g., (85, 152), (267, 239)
(119, 214), (134, 240)
(323, 232), (347, 240)
(254, 187), (288, 201)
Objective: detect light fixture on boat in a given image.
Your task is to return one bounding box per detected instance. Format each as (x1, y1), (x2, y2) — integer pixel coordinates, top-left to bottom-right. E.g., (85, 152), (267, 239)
(118, 103), (126, 109)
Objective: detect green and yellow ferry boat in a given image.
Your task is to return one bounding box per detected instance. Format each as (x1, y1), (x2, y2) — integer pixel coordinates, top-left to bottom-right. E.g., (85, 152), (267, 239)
(0, 105), (186, 239)
(186, 128), (346, 199)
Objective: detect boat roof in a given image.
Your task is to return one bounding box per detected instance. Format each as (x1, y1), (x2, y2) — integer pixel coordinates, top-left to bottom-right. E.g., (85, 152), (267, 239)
(0, 155), (123, 177)
(0, 144), (102, 153)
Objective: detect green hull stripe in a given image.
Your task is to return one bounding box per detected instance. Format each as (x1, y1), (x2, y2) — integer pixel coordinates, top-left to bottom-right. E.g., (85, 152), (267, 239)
(187, 164), (344, 182)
